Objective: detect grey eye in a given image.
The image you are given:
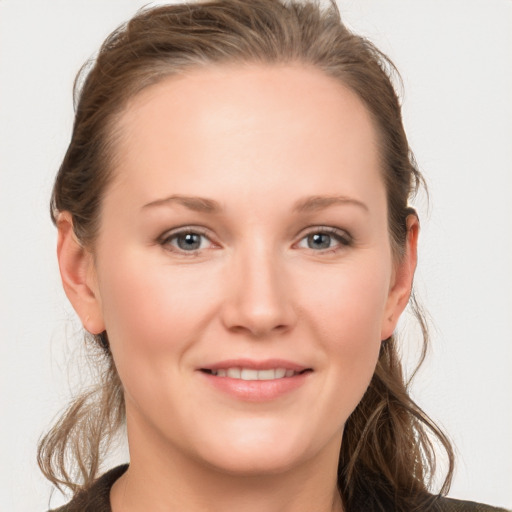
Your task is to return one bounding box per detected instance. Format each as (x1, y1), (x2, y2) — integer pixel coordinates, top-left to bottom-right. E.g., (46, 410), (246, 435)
(297, 228), (351, 252)
(306, 233), (333, 250)
(175, 232), (203, 251)
(161, 231), (209, 252)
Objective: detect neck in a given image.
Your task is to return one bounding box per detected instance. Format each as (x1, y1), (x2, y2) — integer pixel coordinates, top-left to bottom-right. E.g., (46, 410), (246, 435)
(111, 413), (344, 512)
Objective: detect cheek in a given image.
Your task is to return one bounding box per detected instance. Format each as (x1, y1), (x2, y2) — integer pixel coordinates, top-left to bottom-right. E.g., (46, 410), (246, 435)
(95, 251), (219, 375)
(300, 258), (391, 342)
(298, 261), (390, 410)
(94, 254), (224, 437)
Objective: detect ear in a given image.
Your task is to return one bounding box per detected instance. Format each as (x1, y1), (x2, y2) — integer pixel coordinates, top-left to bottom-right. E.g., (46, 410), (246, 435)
(56, 212), (105, 334)
(380, 214), (419, 340)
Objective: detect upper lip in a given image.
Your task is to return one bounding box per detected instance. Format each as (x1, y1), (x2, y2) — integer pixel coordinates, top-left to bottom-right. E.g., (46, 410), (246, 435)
(199, 359), (311, 372)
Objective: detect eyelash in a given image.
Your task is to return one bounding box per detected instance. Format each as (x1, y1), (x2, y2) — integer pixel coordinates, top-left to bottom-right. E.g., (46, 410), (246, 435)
(158, 226), (352, 256)
(158, 227), (214, 255)
(297, 226), (352, 253)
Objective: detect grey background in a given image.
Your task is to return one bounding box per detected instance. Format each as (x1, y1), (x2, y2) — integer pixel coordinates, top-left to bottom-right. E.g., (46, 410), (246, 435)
(1, 0), (510, 509)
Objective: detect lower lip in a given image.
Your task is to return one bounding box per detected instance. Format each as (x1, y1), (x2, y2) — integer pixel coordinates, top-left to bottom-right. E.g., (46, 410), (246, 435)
(199, 371), (310, 402)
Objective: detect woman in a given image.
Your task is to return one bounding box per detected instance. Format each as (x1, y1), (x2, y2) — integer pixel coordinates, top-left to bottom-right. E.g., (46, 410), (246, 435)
(37, 1), (508, 511)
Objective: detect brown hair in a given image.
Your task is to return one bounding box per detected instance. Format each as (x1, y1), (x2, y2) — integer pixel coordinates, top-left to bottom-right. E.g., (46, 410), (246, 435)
(40, 1), (454, 510)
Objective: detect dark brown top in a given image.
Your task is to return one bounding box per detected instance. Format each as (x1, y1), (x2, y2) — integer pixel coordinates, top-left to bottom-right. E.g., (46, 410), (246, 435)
(49, 465), (510, 512)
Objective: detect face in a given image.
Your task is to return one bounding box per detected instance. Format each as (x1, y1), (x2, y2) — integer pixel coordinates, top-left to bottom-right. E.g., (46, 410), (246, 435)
(67, 64), (416, 476)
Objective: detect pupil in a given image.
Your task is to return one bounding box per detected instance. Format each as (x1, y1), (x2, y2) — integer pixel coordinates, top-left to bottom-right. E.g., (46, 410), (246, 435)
(309, 233), (330, 249)
(178, 233), (201, 250)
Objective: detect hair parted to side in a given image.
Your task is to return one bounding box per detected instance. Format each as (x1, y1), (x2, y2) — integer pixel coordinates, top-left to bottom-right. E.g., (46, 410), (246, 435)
(40, 0), (454, 510)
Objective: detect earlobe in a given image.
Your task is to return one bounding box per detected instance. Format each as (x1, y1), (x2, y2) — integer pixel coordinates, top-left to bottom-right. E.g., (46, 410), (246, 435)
(380, 215), (419, 340)
(57, 212), (105, 335)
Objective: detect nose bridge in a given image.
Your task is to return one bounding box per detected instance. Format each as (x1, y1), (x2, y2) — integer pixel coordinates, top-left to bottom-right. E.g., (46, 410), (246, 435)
(221, 235), (295, 337)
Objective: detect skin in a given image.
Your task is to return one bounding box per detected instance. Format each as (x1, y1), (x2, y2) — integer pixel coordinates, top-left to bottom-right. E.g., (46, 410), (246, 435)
(58, 64), (418, 512)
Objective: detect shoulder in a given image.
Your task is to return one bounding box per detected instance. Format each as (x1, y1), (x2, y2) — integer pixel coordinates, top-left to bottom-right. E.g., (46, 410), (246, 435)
(435, 496), (511, 512)
(47, 464), (128, 512)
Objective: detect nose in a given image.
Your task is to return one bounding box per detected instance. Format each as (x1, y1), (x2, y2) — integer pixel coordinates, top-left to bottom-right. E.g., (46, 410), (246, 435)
(220, 244), (297, 338)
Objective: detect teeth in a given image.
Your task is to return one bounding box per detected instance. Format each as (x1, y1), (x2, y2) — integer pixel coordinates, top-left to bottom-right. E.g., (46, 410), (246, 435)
(227, 368), (241, 379)
(241, 368), (259, 380)
(208, 367), (301, 380)
(257, 369), (276, 380)
(275, 368), (286, 378)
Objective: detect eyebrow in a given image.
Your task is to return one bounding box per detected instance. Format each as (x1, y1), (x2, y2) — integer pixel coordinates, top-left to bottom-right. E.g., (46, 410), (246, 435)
(292, 195), (369, 213)
(142, 194), (222, 213)
(142, 194), (368, 214)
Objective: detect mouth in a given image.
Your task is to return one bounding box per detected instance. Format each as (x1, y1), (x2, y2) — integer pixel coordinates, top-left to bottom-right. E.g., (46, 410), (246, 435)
(200, 367), (312, 380)
(198, 359), (313, 400)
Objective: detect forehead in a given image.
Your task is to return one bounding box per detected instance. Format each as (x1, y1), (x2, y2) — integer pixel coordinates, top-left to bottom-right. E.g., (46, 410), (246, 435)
(109, 64), (384, 212)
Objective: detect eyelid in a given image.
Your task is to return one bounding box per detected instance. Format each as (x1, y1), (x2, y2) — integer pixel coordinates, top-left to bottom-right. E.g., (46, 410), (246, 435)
(301, 225), (351, 238)
(158, 226), (218, 253)
(157, 224), (352, 255)
(295, 225), (353, 250)
(158, 225), (210, 241)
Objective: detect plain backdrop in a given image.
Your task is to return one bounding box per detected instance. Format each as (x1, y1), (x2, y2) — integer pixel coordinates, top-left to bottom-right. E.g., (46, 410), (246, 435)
(1, 1), (511, 510)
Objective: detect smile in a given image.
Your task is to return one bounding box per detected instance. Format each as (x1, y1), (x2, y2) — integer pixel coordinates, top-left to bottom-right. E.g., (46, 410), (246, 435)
(199, 360), (312, 401)
(202, 368), (307, 380)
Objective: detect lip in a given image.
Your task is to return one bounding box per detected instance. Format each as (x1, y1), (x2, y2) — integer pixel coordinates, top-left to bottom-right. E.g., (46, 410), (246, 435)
(198, 359), (312, 402)
(201, 358), (309, 372)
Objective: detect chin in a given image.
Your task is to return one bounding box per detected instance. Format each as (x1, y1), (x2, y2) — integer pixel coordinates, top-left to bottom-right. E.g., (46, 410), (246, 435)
(190, 421), (318, 477)
(201, 448), (303, 477)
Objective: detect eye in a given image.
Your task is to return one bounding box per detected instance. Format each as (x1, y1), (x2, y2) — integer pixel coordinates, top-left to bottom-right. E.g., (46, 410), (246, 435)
(159, 228), (214, 253)
(297, 228), (351, 252)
